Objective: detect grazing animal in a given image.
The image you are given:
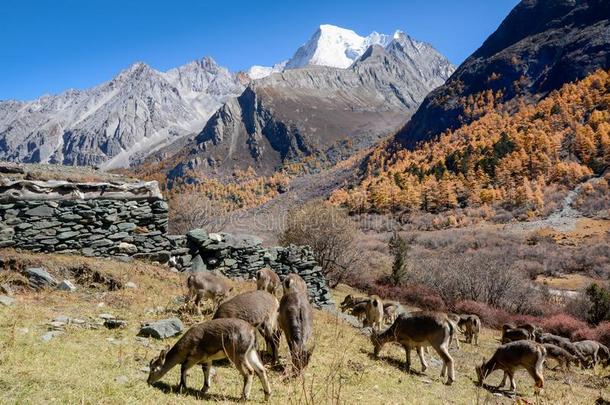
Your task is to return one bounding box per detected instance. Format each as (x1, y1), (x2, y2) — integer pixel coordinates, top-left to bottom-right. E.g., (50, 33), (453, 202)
(574, 340), (610, 368)
(543, 343), (578, 370)
(517, 323), (541, 337)
(186, 272), (233, 314)
(366, 295), (384, 332)
(457, 315), (481, 345)
(536, 333), (586, 366)
(501, 327), (531, 344)
(476, 340), (546, 391)
(279, 288), (314, 375)
(147, 318), (271, 401)
(340, 294), (368, 313)
(213, 290), (280, 363)
(350, 301), (369, 325)
(599, 344), (610, 368)
(256, 268), (281, 295)
(282, 273), (308, 296)
(371, 312), (455, 385)
(383, 301), (403, 324)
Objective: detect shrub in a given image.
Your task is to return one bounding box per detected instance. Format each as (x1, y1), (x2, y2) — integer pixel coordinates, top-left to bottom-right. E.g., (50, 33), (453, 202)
(279, 200), (363, 287)
(388, 231), (409, 286)
(585, 283), (610, 324)
(371, 282), (446, 312)
(591, 321), (610, 347)
(539, 314), (589, 339)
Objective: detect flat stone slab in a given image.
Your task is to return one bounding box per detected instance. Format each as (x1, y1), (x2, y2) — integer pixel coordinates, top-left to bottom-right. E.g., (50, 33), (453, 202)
(137, 318), (183, 339)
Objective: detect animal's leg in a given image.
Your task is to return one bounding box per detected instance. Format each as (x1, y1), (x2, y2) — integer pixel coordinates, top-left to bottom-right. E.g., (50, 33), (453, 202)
(433, 343), (454, 385)
(201, 362), (212, 393)
(248, 348), (272, 400)
(416, 346), (428, 373)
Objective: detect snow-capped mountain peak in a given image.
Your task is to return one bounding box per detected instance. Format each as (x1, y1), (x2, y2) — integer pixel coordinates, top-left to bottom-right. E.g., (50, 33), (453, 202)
(285, 24), (393, 69)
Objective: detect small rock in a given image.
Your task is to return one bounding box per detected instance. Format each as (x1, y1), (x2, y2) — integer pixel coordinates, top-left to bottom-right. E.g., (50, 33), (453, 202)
(0, 295), (15, 306)
(49, 321), (66, 330)
(57, 280), (77, 292)
(114, 375), (129, 385)
(140, 366), (150, 373)
(97, 302), (106, 308)
(98, 313), (116, 320)
(53, 315), (70, 324)
(118, 242), (138, 254)
(138, 318), (183, 339)
(17, 327), (29, 335)
(125, 281), (137, 289)
(104, 319), (128, 329)
(41, 330), (63, 342)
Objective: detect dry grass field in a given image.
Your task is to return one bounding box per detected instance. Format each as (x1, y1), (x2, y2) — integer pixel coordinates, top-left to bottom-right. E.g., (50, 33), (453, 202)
(0, 251), (608, 404)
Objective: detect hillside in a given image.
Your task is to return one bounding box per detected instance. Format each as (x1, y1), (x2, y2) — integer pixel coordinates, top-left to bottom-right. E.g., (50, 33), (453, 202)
(395, 0), (610, 148)
(0, 250), (607, 404)
(331, 69), (610, 218)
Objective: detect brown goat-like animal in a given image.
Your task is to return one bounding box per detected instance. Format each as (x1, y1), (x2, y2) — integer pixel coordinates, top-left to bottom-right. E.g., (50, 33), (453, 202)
(340, 294), (368, 313)
(256, 267), (281, 295)
(535, 333), (586, 366)
(371, 312), (455, 385)
(501, 327), (531, 344)
(147, 318), (271, 401)
(543, 343), (579, 371)
(186, 272), (233, 314)
(383, 301), (403, 324)
(457, 315), (481, 346)
(282, 273), (308, 296)
(476, 340), (546, 391)
(574, 340), (610, 368)
(366, 295), (384, 332)
(213, 290), (280, 363)
(279, 289), (314, 375)
(350, 301), (369, 325)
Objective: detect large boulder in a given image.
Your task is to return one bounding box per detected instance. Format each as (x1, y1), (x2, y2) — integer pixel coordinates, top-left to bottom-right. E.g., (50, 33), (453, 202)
(137, 318), (183, 339)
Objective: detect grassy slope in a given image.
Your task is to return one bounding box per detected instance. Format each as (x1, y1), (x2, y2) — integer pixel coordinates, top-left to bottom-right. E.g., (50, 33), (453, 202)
(0, 251), (608, 404)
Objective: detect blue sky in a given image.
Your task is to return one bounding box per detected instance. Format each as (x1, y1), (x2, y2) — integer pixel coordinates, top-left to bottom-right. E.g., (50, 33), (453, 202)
(0, 0), (519, 101)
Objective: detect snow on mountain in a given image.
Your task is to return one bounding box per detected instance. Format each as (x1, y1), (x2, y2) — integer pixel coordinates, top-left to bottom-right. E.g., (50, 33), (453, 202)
(0, 57), (244, 168)
(285, 24), (393, 69)
(246, 61), (287, 80)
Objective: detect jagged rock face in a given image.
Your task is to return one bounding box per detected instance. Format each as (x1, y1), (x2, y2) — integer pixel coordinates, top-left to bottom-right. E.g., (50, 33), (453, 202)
(394, 0), (610, 148)
(0, 58), (244, 168)
(165, 44), (454, 180)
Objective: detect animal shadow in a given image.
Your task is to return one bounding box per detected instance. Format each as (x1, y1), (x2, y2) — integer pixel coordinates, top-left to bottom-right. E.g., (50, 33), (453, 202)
(150, 381), (241, 402)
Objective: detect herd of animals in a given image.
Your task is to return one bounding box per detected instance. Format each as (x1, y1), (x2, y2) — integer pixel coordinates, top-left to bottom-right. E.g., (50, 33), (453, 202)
(146, 269), (610, 401)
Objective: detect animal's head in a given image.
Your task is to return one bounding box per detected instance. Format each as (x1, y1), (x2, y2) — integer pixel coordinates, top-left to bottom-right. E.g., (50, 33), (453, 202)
(147, 347), (168, 385)
(340, 295), (354, 311)
(370, 330), (382, 358)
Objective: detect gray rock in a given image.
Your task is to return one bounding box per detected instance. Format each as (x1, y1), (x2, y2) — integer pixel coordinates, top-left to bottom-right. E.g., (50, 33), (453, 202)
(137, 318), (183, 339)
(41, 330), (63, 342)
(108, 232), (129, 240)
(98, 313), (116, 320)
(57, 231), (80, 240)
(57, 280), (77, 292)
(90, 239), (113, 248)
(25, 205), (55, 217)
(125, 281), (137, 289)
(0, 295), (15, 306)
(26, 267), (58, 289)
(117, 222), (136, 231)
(186, 229), (211, 246)
(117, 242), (138, 254)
